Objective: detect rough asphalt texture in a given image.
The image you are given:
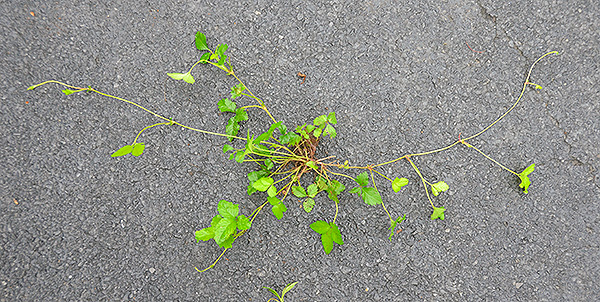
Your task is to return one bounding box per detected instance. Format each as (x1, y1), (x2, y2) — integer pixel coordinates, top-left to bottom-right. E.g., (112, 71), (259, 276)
(2, 0), (599, 301)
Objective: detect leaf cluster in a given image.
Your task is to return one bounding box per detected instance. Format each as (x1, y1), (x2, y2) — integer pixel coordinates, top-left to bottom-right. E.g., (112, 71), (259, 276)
(349, 171), (382, 206)
(195, 200), (251, 249)
(310, 221), (343, 255)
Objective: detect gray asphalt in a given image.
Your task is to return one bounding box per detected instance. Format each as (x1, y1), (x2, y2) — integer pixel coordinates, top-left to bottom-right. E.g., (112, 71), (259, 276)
(1, 0), (599, 301)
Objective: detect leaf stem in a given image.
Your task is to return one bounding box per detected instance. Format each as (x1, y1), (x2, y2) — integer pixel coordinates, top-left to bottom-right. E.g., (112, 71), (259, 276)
(406, 157), (435, 209)
(461, 141), (519, 175)
(195, 248), (228, 273)
(132, 122), (170, 145)
(370, 169), (392, 222)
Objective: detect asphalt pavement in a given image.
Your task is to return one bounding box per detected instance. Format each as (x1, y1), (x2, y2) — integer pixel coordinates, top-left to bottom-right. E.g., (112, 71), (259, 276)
(1, 0), (599, 301)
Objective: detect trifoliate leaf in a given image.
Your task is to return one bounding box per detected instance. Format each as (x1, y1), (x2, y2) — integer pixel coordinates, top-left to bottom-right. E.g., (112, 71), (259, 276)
(310, 221), (330, 234)
(195, 32), (209, 51)
(111, 145), (133, 157)
(327, 112), (337, 124)
(213, 217), (237, 246)
(234, 108), (248, 122)
(131, 143), (145, 157)
(222, 144), (234, 153)
(267, 185), (277, 197)
(271, 202), (287, 220)
(431, 181), (449, 196)
(430, 206), (446, 220)
(195, 227), (214, 242)
(217, 200), (239, 219)
(199, 52), (210, 64)
(354, 171), (369, 187)
(518, 163), (535, 194)
(303, 198), (315, 213)
(218, 98), (237, 113)
(167, 73), (186, 80)
(292, 185), (307, 198)
(324, 124), (337, 138)
(307, 184), (319, 197)
(182, 73), (195, 84)
(362, 187), (382, 206)
(392, 177), (409, 192)
(313, 115), (327, 126)
(253, 177), (274, 191)
(62, 89), (75, 95)
(330, 223), (343, 245)
(236, 215), (251, 230)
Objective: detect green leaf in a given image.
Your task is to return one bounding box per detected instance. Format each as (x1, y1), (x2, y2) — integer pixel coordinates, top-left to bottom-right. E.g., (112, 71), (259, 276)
(307, 184), (318, 197)
(217, 200), (239, 219)
(211, 215), (222, 227)
(387, 214), (406, 241)
(218, 98), (237, 113)
(362, 187), (382, 205)
(306, 124), (316, 133)
(167, 72), (186, 80)
(303, 198), (315, 213)
(220, 234), (235, 249)
(277, 123), (287, 135)
(349, 187), (361, 194)
(431, 181), (449, 196)
(247, 170), (270, 195)
(111, 145), (133, 157)
(313, 115), (327, 126)
(392, 177), (409, 192)
(234, 150), (245, 163)
(210, 52), (219, 60)
(131, 143), (145, 157)
(292, 185), (307, 198)
(280, 132), (301, 146)
(321, 232), (334, 255)
(313, 127), (323, 138)
(263, 287), (281, 301)
(222, 144), (234, 153)
(267, 185), (277, 197)
(226, 117), (240, 141)
(310, 221), (330, 234)
(326, 180), (345, 203)
(236, 215), (251, 230)
(324, 124), (337, 138)
(518, 163), (535, 194)
(62, 89), (75, 95)
(216, 43), (228, 57)
(234, 108), (248, 122)
(217, 54), (227, 66)
(330, 223), (343, 245)
(253, 177), (274, 191)
(182, 73), (195, 84)
(199, 52), (210, 64)
(195, 32), (209, 51)
(431, 206), (446, 220)
(306, 161), (318, 170)
(268, 196), (281, 206)
(354, 172), (369, 187)
(195, 227), (214, 242)
(327, 112), (337, 124)
(230, 83), (246, 99)
(213, 217), (237, 246)
(271, 202), (287, 220)
(281, 281), (299, 298)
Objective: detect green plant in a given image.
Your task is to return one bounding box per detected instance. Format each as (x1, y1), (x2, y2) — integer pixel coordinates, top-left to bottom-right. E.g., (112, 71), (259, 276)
(264, 281), (298, 302)
(27, 31), (557, 271)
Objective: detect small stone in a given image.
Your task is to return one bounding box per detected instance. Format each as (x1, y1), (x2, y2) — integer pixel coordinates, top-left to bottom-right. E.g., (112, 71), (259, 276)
(149, 268), (155, 273)
(515, 282), (523, 289)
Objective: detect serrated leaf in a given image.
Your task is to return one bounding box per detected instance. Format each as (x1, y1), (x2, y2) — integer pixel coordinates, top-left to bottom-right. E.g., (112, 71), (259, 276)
(392, 177), (409, 192)
(226, 117), (240, 141)
(362, 187), (382, 205)
(182, 73), (195, 84)
(234, 108), (248, 122)
(431, 181), (449, 196)
(324, 124), (337, 138)
(277, 123), (287, 135)
(354, 171), (369, 187)
(327, 112), (337, 124)
(211, 215), (222, 227)
(218, 98), (237, 113)
(195, 32), (209, 51)
(213, 217), (236, 245)
(306, 161), (318, 170)
(216, 43), (228, 57)
(303, 198), (315, 213)
(330, 223), (343, 245)
(316, 176), (328, 191)
(431, 206), (446, 220)
(219, 234), (235, 249)
(111, 145), (133, 157)
(292, 186), (307, 198)
(307, 184), (318, 197)
(195, 227), (214, 242)
(234, 150), (245, 163)
(281, 281), (299, 298)
(267, 185), (277, 197)
(199, 52), (210, 64)
(131, 143), (145, 157)
(349, 187), (361, 194)
(263, 159), (274, 170)
(267, 196), (281, 206)
(222, 144), (234, 153)
(310, 221), (330, 234)
(62, 89), (75, 95)
(313, 127), (323, 138)
(236, 215), (251, 230)
(230, 83), (245, 99)
(306, 124), (315, 133)
(280, 132), (301, 146)
(313, 115), (327, 126)
(217, 54), (227, 66)
(253, 177), (274, 191)
(167, 73), (186, 80)
(271, 202), (287, 220)
(329, 180), (346, 195)
(217, 200), (239, 219)
(321, 232), (334, 255)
